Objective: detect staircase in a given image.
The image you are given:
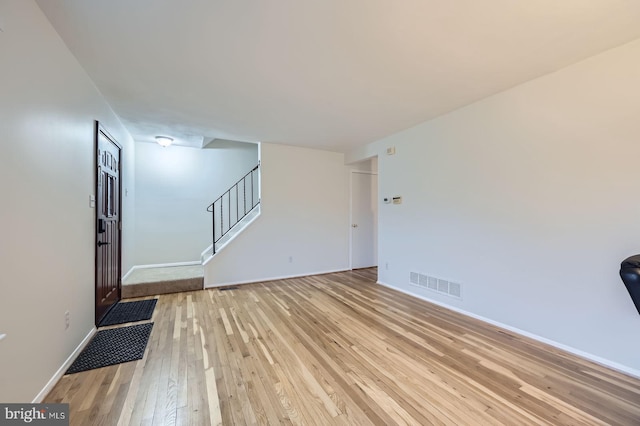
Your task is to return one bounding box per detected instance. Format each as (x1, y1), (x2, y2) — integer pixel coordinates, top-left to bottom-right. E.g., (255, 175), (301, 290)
(202, 163), (261, 262)
(122, 163), (261, 298)
(201, 204), (261, 263)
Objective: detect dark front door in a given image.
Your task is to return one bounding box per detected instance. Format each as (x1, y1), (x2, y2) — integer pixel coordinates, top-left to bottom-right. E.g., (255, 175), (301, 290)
(95, 123), (122, 324)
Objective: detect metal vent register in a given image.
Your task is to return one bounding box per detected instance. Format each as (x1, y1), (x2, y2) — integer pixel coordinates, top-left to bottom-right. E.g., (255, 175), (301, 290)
(410, 272), (462, 299)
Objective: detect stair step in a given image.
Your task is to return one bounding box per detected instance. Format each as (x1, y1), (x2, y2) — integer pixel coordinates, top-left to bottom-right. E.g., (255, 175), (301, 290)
(122, 265), (204, 298)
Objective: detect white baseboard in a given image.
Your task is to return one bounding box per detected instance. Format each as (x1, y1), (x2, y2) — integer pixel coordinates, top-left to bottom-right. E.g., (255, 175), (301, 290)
(33, 327), (97, 403)
(129, 261), (201, 271)
(200, 244), (214, 263)
(376, 280), (640, 380)
(205, 268), (350, 288)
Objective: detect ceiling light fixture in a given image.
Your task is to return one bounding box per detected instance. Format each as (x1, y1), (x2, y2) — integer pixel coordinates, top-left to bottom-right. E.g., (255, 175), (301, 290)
(155, 136), (173, 147)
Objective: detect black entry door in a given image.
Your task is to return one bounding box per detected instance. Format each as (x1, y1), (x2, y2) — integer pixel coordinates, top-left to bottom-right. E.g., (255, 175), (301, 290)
(95, 123), (122, 324)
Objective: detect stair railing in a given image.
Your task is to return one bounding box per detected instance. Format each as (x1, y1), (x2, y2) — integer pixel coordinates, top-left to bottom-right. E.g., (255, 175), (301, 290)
(206, 163), (260, 254)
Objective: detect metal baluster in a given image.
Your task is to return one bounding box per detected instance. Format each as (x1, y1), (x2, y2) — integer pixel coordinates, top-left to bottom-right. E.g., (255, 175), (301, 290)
(251, 169), (254, 208)
(207, 163), (260, 256)
(211, 203), (216, 254)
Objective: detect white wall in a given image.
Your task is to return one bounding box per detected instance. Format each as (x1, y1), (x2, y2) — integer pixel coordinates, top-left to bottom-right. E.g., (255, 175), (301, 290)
(0, 1), (135, 402)
(134, 140), (258, 266)
(349, 39), (640, 374)
(205, 143), (349, 286)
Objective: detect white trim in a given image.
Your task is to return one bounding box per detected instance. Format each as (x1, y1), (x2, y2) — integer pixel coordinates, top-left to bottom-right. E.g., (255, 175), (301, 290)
(376, 280), (640, 380)
(205, 268), (350, 288)
(33, 327), (97, 403)
(200, 244), (214, 262)
(129, 261), (201, 271)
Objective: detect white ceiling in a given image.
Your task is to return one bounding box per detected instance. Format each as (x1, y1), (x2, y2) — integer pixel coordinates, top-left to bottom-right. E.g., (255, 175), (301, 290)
(37, 0), (640, 151)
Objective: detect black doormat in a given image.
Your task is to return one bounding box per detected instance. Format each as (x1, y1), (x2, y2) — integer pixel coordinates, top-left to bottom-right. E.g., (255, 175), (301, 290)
(98, 299), (158, 327)
(66, 323), (153, 374)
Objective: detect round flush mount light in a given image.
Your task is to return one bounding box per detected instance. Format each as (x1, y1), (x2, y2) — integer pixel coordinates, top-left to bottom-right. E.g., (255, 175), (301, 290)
(155, 136), (173, 147)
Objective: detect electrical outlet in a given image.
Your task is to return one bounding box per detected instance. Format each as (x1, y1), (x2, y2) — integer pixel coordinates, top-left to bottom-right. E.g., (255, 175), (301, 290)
(65, 311), (70, 330)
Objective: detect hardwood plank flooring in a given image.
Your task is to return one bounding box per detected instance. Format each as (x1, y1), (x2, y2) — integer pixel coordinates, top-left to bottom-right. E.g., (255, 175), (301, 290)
(45, 268), (640, 425)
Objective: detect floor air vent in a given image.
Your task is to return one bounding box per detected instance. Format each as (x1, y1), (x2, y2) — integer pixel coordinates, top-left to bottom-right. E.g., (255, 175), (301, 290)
(410, 272), (462, 299)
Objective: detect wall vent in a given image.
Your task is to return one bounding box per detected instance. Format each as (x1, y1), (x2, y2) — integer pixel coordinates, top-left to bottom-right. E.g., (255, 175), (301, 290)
(419, 274), (428, 287)
(409, 272), (462, 299)
(448, 282), (462, 298)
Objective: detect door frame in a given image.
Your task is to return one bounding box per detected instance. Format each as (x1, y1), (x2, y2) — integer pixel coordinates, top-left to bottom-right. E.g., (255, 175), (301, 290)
(95, 121), (123, 325)
(349, 170), (378, 270)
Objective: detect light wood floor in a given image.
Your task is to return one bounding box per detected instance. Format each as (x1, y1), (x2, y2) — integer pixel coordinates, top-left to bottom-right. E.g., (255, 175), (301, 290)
(45, 268), (640, 425)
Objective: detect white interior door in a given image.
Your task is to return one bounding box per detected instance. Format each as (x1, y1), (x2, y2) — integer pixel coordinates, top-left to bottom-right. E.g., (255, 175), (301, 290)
(351, 172), (378, 269)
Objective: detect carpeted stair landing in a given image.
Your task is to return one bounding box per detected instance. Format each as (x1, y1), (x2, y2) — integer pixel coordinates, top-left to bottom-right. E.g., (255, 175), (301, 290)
(122, 265), (203, 298)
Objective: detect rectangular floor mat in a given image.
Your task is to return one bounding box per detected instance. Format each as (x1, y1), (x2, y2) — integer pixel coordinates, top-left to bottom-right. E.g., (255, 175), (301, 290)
(98, 299), (157, 327)
(66, 323), (153, 374)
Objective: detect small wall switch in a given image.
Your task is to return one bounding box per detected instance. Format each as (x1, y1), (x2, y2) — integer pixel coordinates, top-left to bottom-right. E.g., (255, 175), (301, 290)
(89, 195), (96, 208)
(386, 146), (396, 155)
(392, 196), (402, 204)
